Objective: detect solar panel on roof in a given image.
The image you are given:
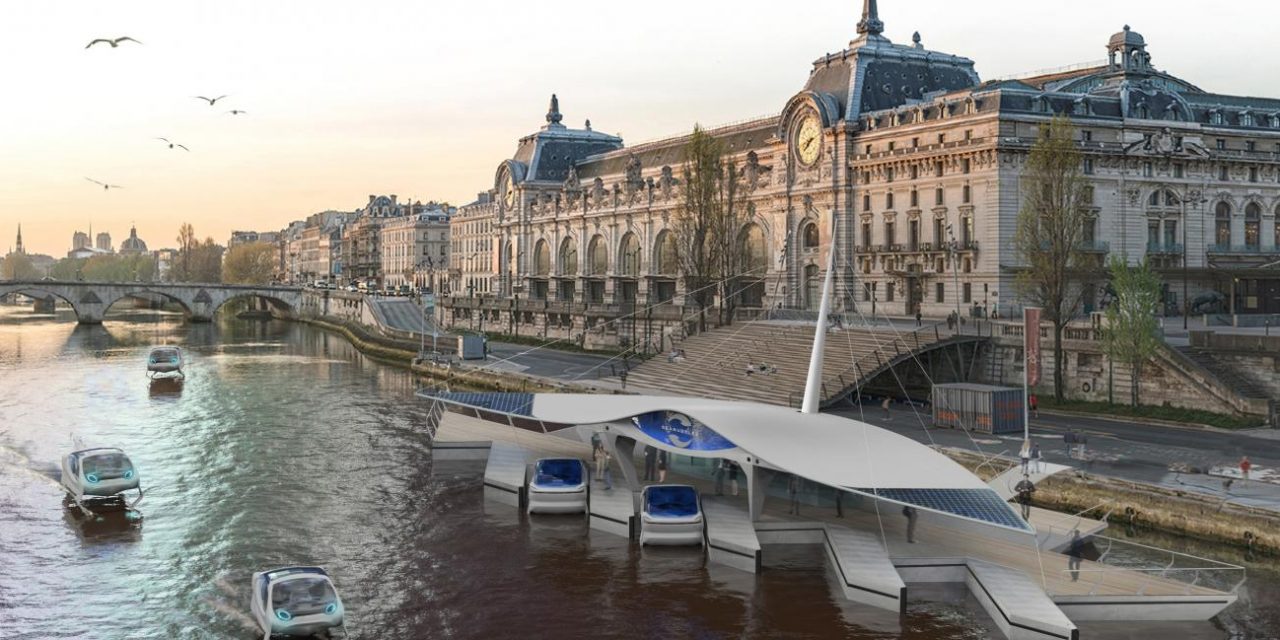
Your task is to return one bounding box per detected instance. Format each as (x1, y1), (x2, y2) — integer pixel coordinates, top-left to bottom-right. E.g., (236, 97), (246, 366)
(426, 392), (536, 417)
(855, 488), (1030, 531)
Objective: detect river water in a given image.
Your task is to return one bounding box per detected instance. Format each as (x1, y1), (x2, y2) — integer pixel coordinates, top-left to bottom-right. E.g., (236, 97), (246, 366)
(0, 305), (1275, 639)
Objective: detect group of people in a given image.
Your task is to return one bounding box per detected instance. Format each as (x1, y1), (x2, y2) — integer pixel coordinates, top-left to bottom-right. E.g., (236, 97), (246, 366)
(642, 445), (669, 482)
(744, 362), (778, 376)
(1019, 438), (1044, 475)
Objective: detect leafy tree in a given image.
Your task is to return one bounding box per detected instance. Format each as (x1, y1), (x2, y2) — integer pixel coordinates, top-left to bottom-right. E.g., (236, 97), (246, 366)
(1101, 256), (1163, 407)
(80, 254), (157, 282)
(223, 242), (278, 284)
(1013, 115), (1099, 401)
(49, 258), (85, 281)
(1, 252), (36, 280)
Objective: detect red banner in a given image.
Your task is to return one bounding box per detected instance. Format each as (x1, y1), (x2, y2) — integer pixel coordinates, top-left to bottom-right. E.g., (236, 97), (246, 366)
(1025, 308), (1042, 387)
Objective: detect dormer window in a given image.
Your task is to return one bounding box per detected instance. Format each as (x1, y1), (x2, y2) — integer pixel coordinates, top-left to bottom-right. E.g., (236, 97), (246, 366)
(1209, 109), (1223, 126)
(1270, 114), (1280, 129)
(1241, 112), (1254, 127)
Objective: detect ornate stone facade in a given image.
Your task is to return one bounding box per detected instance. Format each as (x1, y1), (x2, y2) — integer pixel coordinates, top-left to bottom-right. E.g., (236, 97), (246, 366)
(442, 2), (1280, 346)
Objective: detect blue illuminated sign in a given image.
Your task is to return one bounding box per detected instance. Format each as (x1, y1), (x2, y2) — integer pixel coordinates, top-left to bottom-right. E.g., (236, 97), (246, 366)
(633, 412), (737, 452)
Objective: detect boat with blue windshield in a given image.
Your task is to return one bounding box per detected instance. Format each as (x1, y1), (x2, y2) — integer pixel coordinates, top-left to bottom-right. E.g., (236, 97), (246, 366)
(146, 346), (184, 379)
(250, 566), (348, 639)
(60, 447), (144, 516)
(639, 484), (704, 546)
(526, 458), (588, 514)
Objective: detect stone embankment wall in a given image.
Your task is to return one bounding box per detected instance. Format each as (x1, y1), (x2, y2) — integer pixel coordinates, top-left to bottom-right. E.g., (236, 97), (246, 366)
(1190, 332), (1280, 398)
(977, 322), (1271, 421)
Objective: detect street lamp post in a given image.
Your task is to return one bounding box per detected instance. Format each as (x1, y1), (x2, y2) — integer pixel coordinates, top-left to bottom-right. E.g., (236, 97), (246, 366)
(1177, 190), (1206, 330)
(947, 222), (963, 331)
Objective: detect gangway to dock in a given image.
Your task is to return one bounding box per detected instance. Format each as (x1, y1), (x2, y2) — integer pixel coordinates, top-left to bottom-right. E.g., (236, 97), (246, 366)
(966, 559), (1079, 640)
(588, 486), (637, 538)
(823, 524), (909, 613)
(702, 499), (761, 573)
(483, 441), (528, 508)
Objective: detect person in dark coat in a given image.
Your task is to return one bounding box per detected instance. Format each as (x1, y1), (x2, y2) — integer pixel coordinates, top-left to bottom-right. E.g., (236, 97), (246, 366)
(1066, 529), (1085, 582)
(902, 506), (919, 543)
(1014, 474), (1036, 521)
(657, 450), (668, 482)
(643, 445), (657, 482)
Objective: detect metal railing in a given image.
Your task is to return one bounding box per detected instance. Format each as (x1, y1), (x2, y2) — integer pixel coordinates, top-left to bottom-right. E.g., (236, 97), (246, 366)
(1038, 528), (1246, 597)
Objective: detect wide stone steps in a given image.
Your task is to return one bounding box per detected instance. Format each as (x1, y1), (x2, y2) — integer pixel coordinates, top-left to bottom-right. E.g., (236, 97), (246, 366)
(1177, 347), (1272, 400)
(627, 322), (954, 407)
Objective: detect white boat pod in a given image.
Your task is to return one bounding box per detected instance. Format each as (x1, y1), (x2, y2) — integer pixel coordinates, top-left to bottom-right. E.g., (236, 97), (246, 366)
(147, 346), (184, 379)
(250, 567), (347, 639)
(639, 485), (705, 547)
(527, 458), (588, 514)
(61, 448), (143, 515)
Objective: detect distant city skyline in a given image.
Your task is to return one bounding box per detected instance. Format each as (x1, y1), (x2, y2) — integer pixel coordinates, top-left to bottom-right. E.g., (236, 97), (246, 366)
(3, 0), (1276, 255)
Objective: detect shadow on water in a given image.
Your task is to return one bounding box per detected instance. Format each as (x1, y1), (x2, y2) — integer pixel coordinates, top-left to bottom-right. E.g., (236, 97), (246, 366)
(147, 377), (184, 399)
(62, 507), (143, 545)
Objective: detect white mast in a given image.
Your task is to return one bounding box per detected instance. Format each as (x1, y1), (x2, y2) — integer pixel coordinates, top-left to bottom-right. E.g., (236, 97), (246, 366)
(801, 214), (838, 415)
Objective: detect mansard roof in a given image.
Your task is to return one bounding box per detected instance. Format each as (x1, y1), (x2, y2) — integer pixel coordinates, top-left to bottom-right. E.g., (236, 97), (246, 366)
(803, 34), (980, 123)
(507, 96), (624, 185)
(575, 118), (777, 180)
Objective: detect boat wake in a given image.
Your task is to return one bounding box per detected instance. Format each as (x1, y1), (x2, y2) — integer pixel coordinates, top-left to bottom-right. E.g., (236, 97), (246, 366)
(200, 593), (258, 632)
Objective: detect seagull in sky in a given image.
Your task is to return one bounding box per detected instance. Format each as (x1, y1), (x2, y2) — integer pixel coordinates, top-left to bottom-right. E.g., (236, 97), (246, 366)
(155, 137), (190, 151)
(194, 95), (228, 106)
(86, 37), (142, 49)
(85, 177), (124, 191)
(226, 109), (248, 116)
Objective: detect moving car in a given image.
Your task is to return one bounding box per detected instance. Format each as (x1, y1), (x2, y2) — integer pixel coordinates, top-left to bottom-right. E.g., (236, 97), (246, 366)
(250, 566), (347, 639)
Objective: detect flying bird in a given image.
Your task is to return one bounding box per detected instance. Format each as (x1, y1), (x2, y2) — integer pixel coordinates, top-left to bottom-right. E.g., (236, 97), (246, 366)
(194, 95), (228, 106)
(226, 110), (248, 115)
(155, 137), (189, 151)
(85, 177), (124, 191)
(86, 37), (142, 49)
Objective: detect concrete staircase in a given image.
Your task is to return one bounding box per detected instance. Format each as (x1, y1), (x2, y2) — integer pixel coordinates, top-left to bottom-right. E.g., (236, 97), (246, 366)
(367, 297), (435, 334)
(1177, 346), (1273, 401)
(626, 321), (960, 407)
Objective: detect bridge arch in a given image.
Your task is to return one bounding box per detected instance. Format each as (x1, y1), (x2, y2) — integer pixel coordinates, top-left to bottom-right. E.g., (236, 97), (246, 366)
(101, 288), (195, 319)
(209, 291), (297, 318)
(0, 286), (83, 319)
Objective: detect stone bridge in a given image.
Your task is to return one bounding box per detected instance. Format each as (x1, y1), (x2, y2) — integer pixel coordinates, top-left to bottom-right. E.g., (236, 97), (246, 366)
(0, 280), (305, 324)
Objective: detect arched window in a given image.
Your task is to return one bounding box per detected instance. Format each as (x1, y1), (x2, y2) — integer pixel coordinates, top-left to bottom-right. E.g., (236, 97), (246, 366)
(587, 235), (608, 276)
(802, 221), (820, 250)
(533, 240), (550, 276)
(618, 233), (640, 276)
(558, 236), (578, 276)
(653, 230), (678, 276)
(1148, 189), (1177, 208)
(1214, 202), (1232, 247)
(739, 224), (769, 274)
(1245, 203), (1262, 248)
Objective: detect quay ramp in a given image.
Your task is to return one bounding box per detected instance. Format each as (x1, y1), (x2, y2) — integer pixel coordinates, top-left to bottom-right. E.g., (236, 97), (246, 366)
(589, 486), (636, 538)
(967, 559), (1078, 640)
(702, 499), (761, 573)
(483, 441), (528, 508)
(824, 525), (908, 613)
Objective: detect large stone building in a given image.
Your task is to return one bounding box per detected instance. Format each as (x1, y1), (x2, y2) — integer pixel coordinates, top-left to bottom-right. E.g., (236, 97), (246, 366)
(380, 202), (452, 292)
(442, 2), (1280, 346)
(449, 193), (497, 297)
(342, 195), (406, 285)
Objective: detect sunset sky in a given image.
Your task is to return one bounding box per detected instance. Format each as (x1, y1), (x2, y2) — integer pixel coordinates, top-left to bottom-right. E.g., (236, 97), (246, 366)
(2, 1), (1274, 256)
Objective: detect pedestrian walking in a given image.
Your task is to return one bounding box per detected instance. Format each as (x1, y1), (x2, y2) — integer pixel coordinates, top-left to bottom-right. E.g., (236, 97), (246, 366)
(1241, 456), (1253, 480)
(1029, 393), (1039, 418)
(593, 442), (609, 484)
(915, 311), (923, 327)
(788, 474), (802, 515)
(729, 461), (741, 496)
(1019, 438), (1032, 475)
(1066, 529), (1085, 582)
(714, 458), (727, 495)
(902, 506), (919, 543)
(1015, 474), (1036, 521)
(620, 370), (628, 390)
(881, 397), (892, 421)
(1030, 442), (1042, 474)
(657, 450), (668, 482)
(643, 445), (657, 482)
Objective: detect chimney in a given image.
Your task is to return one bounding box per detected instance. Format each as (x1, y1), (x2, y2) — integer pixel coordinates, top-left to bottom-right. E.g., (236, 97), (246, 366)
(368, 195), (376, 204)
(391, 194), (398, 205)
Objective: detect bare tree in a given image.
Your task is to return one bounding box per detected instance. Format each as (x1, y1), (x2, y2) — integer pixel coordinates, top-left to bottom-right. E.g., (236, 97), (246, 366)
(675, 125), (724, 332)
(713, 159), (750, 325)
(1101, 256), (1163, 407)
(1014, 115), (1098, 401)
